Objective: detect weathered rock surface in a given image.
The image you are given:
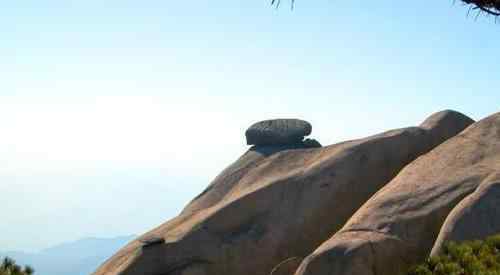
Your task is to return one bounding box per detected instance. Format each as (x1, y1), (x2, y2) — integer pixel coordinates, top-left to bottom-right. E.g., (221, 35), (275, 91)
(430, 172), (500, 256)
(245, 119), (312, 146)
(181, 143), (313, 215)
(93, 110), (473, 275)
(296, 112), (500, 275)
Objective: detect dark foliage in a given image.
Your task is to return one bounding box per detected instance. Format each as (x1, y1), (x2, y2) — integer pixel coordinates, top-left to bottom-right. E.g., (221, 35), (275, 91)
(270, 0), (500, 17)
(407, 234), (500, 275)
(463, 0), (500, 16)
(0, 257), (34, 275)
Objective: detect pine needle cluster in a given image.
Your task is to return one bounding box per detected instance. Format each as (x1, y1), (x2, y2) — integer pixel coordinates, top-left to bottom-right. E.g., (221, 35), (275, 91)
(407, 234), (500, 275)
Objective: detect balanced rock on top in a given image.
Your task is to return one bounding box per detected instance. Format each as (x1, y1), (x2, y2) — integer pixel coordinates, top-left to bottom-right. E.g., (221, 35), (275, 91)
(245, 119), (312, 146)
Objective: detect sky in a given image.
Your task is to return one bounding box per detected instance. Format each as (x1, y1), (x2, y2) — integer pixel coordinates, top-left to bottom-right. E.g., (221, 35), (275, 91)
(1, 0), (500, 252)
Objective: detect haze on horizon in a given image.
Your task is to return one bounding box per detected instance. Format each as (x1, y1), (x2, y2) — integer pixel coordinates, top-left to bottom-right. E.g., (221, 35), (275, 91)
(1, 0), (500, 252)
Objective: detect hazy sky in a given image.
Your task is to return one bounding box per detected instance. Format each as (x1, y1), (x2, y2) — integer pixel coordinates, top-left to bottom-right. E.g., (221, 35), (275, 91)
(1, 0), (499, 251)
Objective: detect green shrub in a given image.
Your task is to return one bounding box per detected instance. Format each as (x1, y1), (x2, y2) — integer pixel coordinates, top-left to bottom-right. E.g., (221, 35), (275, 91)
(0, 257), (34, 275)
(407, 234), (500, 275)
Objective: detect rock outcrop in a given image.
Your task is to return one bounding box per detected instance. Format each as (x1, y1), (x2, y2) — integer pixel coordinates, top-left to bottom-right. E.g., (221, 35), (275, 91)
(245, 119), (312, 146)
(430, 172), (500, 256)
(93, 110), (473, 275)
(296, 112), (500, 275)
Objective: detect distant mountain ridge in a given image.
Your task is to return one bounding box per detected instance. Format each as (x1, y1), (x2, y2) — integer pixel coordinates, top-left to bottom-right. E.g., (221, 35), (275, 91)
(1, 235), (135, 275)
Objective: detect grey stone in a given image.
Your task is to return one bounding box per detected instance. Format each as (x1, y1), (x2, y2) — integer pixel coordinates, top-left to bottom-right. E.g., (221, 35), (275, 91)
(302, 138), (322, 148)
(245, 119), (312, 146)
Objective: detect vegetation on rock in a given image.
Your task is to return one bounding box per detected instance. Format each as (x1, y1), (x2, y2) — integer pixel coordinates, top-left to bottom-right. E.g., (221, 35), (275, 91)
(462, 0), (500, 16)
(0, 257), (34, 275)
(407, 234), (500, 275)
(271, 0), (500, 18)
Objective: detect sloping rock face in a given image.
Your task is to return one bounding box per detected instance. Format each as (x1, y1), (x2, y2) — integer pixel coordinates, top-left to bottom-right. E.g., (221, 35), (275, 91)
(296, 112), (500, 275)
(245, 119), (312, 146)
(93, 110), (473, 275)
(430, 172), (500, 256)
(181, 143), (314, 215)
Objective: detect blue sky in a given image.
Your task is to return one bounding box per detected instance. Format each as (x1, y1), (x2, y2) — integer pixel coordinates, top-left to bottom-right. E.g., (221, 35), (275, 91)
(1, 0), (499, 251)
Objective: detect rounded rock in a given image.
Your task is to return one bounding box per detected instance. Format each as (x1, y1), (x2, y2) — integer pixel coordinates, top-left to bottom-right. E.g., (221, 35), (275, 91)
(245, 119), (312, 146)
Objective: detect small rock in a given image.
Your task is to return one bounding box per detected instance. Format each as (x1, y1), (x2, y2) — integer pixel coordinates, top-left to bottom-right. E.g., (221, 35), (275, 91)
(140, 236), (164, 248)
(303, 138), (322, 148)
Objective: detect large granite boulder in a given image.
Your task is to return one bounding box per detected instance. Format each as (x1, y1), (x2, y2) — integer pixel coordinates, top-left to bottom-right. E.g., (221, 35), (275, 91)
(430, 172), (500, 256)
(245, 119), (312, 146)
(93, 110), (473, 275)
(296, 112), (500, 275)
